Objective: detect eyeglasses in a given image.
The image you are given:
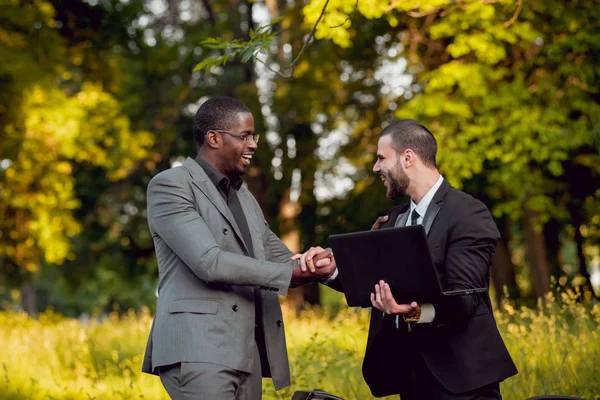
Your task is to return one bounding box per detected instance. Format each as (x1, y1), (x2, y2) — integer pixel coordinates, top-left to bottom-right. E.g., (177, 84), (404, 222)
(209, 129), (260, 144)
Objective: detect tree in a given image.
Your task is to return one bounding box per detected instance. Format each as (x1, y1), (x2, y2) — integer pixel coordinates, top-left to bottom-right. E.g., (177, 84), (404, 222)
(306, 0), (600, 299)
(0, 0), (153, 314)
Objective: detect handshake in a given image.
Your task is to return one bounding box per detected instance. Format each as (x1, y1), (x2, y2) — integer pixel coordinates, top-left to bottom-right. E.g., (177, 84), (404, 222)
(287, 215), (388, 284)
(290, 246), (337, 283)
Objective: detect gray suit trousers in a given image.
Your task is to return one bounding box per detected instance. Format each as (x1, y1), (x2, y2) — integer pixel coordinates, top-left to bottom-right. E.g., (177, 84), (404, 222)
(159, 344), (262, 400)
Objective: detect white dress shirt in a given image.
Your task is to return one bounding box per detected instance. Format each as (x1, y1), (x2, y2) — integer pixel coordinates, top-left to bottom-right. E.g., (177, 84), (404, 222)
(397, 174), (444, 325)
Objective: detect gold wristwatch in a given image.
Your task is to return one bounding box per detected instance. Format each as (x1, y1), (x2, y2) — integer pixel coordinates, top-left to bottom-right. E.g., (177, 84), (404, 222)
(403, 305), (422, 323)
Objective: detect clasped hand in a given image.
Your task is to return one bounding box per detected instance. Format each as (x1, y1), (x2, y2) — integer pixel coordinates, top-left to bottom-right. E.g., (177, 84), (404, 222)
(371, 280), (419, 317)
(290, 246), (336, 281)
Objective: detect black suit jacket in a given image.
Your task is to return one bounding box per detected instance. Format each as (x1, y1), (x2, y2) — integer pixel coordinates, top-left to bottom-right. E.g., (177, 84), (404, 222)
(362, 180), (518, 397)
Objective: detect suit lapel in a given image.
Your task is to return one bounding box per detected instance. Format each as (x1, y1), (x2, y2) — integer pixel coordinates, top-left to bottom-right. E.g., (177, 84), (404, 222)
(394, 210), (410, 228)
(422, 179), (450, 236)
(381, 204), (409, 229)
(384, 180), (450, 234)
(422, 202), (440, 235)
(182, 157), (250, 255)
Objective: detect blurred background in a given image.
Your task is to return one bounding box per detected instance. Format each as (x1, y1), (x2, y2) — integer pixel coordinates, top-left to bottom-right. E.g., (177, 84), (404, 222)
(1, 0), (599, 398)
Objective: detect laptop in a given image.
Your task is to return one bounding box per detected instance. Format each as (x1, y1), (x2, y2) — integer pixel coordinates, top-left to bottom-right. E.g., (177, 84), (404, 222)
(328, 225), (487, 307)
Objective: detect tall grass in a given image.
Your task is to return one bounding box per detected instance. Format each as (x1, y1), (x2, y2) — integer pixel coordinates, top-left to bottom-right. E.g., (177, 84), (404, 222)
(1, 293), (599, 399)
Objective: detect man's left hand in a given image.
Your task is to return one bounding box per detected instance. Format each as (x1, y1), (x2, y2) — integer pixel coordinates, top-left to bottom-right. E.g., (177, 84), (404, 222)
(371, 215), (389, 230)
(371, 280), (419, 316)
(292, 246), (336, 275)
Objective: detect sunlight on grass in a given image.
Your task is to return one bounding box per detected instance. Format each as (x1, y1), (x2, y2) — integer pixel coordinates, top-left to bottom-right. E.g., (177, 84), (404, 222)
(1, 292), (599, 399)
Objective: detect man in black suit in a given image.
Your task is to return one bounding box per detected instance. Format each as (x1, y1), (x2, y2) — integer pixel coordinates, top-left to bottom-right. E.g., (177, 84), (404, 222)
(300, 119), (518, 398)
(362, 119), (518, 399)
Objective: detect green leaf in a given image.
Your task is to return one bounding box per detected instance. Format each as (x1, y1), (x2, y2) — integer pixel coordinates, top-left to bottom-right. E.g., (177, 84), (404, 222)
(256, 24), (269, 36)
(221, 54), (230, 66)
(241, 47), (253, 63)
(193, 58), (215, 72)
(200, 37), (221, 45)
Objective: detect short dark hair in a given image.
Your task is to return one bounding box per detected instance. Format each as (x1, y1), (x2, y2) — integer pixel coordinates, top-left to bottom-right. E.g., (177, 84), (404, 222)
(380, 120), (438, 168)
(193, 97), (252, 148)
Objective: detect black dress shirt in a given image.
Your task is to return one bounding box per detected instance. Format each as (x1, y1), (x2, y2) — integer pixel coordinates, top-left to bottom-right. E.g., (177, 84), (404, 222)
(194, 155), (271, 374)
(194, 155), (254, 256)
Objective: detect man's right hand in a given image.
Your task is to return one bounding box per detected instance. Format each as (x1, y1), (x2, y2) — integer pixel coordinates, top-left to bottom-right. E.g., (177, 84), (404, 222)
(371, 280), (419, 316)
(291, 247), (336, 281)
(371, 215), (389, 230)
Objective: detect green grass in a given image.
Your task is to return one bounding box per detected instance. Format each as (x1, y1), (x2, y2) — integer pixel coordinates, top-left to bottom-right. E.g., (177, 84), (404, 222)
(1, 292), (599, 399)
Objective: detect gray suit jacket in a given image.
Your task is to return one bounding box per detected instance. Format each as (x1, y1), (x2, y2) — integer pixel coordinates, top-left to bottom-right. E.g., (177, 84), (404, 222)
(142, 157), (295, 390)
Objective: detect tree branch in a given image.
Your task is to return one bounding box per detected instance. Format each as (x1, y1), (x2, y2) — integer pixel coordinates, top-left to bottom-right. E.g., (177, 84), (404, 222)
(256, 0), (332, 78)
(196, 0), (332, 78)
(252, 52), (290, 78)
(407, 10), (434, 18)
(200, 0), (216, 23)
(504, 0), (523, 28)
(290, 0), (331, 68)
(329, 0), (358, 28)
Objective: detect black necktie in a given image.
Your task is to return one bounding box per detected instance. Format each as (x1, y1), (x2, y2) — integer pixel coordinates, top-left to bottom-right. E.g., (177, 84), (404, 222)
(410, 208), (420, 226)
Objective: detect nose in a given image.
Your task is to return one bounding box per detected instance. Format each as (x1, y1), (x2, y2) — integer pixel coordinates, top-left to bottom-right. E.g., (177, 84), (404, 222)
(247, 136), (258, 150)
(373, 160), (380, 174)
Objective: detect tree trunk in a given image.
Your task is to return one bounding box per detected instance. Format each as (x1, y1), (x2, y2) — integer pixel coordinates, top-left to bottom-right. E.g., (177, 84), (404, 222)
(572, 215), (595, 298)
(522, 206), (551, 299)
(543, 218), (562, 280)
(279, 123), (322, 308)
(277, 188), (306, 310)
(243, 0), (254, 83)
(574, 225), (590, 280)
(295, 123), (320, 305)
(491, 239), (520, 305)
(490, 218), (520, 307)
(21, 280), (37, 316)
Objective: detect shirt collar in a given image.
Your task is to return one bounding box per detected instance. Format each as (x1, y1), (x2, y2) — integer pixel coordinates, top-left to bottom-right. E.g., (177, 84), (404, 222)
(194, 154), (243, 192)
(410, 174), (444, 217)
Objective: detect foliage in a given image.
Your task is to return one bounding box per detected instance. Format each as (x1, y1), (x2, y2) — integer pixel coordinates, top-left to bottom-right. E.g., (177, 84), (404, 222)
(194, 18), (282, 74)
(304, 0), (600, 225)
(0, 0), (154, 292)
(1, 296), (599, 399)
(0, 0), (61, 100)
(2, 0), (600, 315)
(0, 83), (153, 272)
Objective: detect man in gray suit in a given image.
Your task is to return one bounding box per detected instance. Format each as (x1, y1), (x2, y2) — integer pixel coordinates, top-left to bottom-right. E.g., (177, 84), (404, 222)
(142, 97), (336, 399)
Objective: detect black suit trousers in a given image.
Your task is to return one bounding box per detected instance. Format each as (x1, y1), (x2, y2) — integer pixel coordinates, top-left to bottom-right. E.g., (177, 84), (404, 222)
(397, 328), (501, 400)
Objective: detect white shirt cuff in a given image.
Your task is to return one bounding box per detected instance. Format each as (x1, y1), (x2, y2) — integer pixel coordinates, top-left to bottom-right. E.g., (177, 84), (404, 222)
(322, 268), (338, 284)
(415, 303), (436, 324)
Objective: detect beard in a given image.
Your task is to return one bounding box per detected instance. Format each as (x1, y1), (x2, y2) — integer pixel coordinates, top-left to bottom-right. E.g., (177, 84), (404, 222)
(383, 162), (409, 200)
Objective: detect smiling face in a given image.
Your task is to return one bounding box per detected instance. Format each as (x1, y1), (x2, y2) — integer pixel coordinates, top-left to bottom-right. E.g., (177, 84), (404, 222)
(373, 135), (409, 200)
(216, 112), (257, 179)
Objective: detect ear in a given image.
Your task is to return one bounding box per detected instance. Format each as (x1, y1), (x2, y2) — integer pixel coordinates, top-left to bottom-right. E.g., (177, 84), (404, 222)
(205, 130), (220, 149)
(403, 149), (415, 167)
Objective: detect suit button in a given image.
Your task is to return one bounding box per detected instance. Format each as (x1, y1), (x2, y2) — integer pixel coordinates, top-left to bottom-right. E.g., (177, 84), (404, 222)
(276, 320), (282, 327)
(223, 228), (229, 235)
(232, 305), (239, 312)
